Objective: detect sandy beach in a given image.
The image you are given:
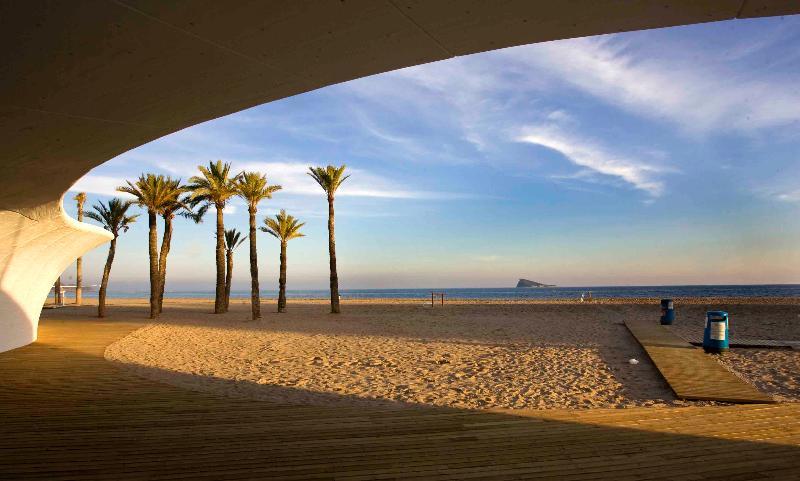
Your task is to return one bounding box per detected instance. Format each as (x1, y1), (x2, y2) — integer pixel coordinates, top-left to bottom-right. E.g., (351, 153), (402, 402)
(100, 297), (800, 410)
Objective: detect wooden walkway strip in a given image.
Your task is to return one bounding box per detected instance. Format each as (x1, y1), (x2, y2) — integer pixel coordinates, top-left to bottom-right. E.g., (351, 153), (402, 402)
(1, 316), (797, 480)
(625, 319), (775, 404)
(666, 329), (800, 350)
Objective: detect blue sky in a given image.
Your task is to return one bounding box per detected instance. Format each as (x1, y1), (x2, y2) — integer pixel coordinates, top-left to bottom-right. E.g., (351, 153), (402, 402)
(66, 16), (800, 291)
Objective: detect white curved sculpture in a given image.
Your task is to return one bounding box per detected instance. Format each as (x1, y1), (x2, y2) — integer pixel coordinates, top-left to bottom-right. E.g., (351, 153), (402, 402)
(1, 1), (796, 353)
(0, 200), (111, 352)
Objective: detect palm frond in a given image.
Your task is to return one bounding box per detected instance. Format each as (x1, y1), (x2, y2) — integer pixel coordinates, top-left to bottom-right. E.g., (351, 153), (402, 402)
(224, 228), (246, 251)
(235, 171), (282, 209)
(187, 160), (240, 207)
(307, 164), (349, 196)
(117, 173), (184, 214)
(85, 198), (139, 237)
(260, 209), (305, 242)
(178, 200), (209, 224)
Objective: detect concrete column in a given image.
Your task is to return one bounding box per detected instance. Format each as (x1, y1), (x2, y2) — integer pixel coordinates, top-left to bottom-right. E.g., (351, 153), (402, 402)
(0, 198), (110, 352)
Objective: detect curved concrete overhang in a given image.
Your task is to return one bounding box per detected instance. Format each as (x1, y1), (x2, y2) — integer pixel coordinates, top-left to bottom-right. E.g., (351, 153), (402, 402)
(1, 0), (798, 351)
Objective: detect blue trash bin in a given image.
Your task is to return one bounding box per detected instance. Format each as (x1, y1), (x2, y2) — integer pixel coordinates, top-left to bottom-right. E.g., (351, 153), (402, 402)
(660, 299), (675, 325)
(702, 311), (729, 353)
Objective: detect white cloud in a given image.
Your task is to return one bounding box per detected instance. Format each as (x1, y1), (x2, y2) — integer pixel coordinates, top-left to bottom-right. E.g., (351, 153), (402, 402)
(69, 175), (134, 198)
(73, 163), (466, 201)
(546, 110), (574, 124)
(777, 190), (800, 202)
(762, 187), (800, 203)
(234, 161), (474, 200)
(503, 36), (800, 133)
(344, 55), (526, 155)
(516, 124), (669, 197)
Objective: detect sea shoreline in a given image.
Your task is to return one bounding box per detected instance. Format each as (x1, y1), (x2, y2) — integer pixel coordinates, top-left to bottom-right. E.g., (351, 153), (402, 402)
(90, 296), (800, 306)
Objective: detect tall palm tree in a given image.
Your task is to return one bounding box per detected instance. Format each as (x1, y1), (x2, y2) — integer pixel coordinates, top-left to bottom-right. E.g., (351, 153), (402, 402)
(308, 165), (349, 314)
(155, 180), (184, 313)
(187, 161), (239, 313)
(157, 192), (204, 313)
(235, 171), (282, 320)
(85, 199), (138, 317)
(223, 228), (245, 310)
(73, 192), (87, 306)
(118, 174), (182, 319)
(261, 210), (305, 313)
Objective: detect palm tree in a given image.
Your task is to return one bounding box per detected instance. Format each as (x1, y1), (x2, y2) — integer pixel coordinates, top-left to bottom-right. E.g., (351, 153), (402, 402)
(308, 165), (349, 314)
(223, 228), (245, 310)
(73, 192), (87, 306)
(261, 210), (305, 313)
(85, 199), (138, 317)
(118, 174), (182, 319)
(155, 181), (185, 314)
(187, 161), (239, 313)
(157, 192), (204, 313)
(235, 171), (282, 320)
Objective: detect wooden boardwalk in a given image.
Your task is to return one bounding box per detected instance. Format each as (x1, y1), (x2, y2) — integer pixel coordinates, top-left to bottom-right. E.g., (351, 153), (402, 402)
(625, 319), (775, 404)
(667, 329), (800, 350)
(1, 317), (799, 480)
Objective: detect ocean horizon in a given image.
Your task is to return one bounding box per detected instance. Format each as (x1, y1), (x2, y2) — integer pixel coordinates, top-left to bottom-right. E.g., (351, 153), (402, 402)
(73, 284), (800, 300)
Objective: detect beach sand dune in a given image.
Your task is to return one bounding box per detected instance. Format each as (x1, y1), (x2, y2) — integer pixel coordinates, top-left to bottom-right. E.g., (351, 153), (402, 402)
(101, 299), (799, 410)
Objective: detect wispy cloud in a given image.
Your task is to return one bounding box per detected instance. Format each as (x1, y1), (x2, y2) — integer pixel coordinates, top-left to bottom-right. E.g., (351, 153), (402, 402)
(343, 54), (529, 156)
(503, 36), (800, 133)
(516, 124), (669, 197)
(69, 175), (133, 198)
(239, 161), (475, 200)
(775, 190), (800, 203)
(72, 160), (474, 201)
(756, 186), (800, 204)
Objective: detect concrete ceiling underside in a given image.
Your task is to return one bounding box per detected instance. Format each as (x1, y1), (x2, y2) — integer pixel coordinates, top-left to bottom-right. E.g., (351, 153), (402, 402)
(2, 0), (799, 210)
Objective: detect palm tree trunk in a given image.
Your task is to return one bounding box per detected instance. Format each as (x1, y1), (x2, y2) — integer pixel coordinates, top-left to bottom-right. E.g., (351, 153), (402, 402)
(75, 201), (83, 306)
(327, 195), (340, 314)
(278, 241), (287, 313)
(225, 249), (233, 310)
(248, 207), (260, 320)
(75, 257), (82, 305)
(214, 204), (226, 313)
(54, 276), (62, 305)
(98, 237), (116, 318)
(148, 210), (160, 319)
(157, 215), (173, 313)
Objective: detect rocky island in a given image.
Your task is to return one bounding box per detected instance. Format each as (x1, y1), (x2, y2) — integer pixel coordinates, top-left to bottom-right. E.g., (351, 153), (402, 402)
(516, 278), (556, 288)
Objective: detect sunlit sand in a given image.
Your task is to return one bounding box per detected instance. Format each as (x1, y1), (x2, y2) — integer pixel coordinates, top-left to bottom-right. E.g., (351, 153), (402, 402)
(102, 297), (800, 410)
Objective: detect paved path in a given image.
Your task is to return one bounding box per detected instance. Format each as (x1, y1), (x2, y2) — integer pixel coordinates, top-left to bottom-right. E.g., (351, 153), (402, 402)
(625, 319), (775, 403)
(1, 317), (799, 480)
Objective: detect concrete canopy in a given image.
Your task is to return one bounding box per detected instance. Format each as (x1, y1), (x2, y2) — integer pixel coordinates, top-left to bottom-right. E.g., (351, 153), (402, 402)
(1, 0), (798, 352)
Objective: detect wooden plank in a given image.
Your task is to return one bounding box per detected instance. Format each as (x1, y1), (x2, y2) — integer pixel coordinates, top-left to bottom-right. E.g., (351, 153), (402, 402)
(625, 319), (775, 404)
(666, 328), (799, 349)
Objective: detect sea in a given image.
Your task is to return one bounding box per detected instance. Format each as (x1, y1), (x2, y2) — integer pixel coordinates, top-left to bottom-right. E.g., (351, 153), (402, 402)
(95, 284), (800, 300)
